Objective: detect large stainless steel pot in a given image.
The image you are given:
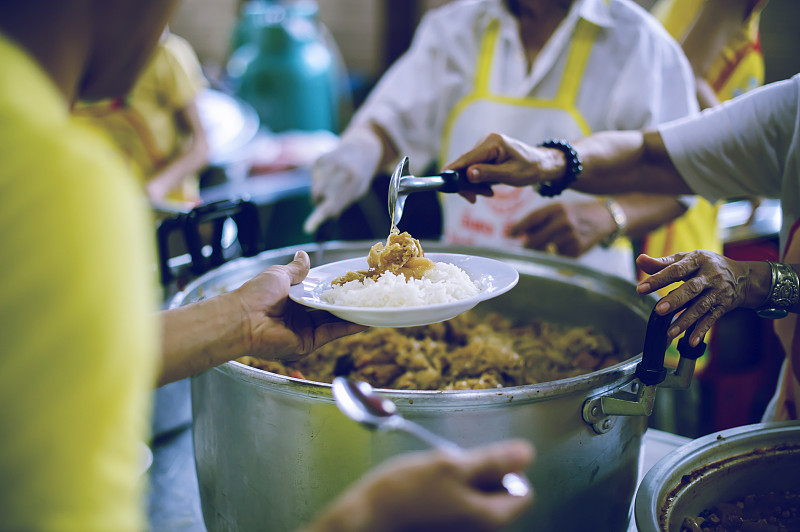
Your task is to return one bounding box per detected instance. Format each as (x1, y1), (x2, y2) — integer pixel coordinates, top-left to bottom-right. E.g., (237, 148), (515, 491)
(635, 421), (800, 532)
(171, 241), (657, 532)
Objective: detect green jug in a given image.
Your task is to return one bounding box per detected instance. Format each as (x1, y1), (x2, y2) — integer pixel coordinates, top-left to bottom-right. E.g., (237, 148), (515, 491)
(227, 1), (338, 133)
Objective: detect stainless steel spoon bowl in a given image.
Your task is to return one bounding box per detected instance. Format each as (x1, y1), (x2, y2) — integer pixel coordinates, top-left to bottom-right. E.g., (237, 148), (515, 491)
(388, 156), (410, 230)
(332, 376), (532, 497)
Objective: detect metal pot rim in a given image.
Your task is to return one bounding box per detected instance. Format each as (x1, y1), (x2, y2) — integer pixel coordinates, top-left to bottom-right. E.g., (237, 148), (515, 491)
(203, 354), (642, 407)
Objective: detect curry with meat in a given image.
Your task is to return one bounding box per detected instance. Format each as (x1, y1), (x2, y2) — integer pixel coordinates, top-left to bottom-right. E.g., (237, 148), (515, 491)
(239, 310), (625, 390)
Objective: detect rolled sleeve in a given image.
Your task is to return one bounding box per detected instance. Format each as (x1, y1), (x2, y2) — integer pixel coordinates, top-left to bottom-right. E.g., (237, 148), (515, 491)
(659, 78), (797, 203)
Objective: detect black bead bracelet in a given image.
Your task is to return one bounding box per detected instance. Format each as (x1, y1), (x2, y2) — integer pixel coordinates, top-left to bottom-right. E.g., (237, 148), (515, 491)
(536, 139), (583, 197)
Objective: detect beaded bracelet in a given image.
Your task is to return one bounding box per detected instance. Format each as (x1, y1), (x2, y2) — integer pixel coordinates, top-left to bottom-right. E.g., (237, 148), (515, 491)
(536, 139), (583, 197)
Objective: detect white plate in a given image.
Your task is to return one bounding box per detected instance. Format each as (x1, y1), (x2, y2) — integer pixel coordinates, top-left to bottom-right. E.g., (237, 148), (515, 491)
(289, 253), (519, 327)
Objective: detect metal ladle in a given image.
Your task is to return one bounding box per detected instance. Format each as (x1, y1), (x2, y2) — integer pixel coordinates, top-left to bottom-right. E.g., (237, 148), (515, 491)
(332, 376), (532, 497)
(388, 156), (477, 230)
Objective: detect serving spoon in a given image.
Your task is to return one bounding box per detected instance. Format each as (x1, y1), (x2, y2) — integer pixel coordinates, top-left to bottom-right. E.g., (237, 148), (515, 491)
(331, 376), (531, 497)
(388, 156), (481, 230)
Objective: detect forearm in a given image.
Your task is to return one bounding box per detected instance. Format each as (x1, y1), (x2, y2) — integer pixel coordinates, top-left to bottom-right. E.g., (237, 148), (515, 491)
(150, 135), (209, 192)
(610, 194), (688, 240)
(695, 78), (721, 110)
(572, 130), (692, 195)
(156, 293), (248, 386)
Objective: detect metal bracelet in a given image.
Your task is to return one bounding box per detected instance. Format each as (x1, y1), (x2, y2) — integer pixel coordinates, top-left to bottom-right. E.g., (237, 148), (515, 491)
(600, 198), (627, 248)
(757, 261), (799, 319)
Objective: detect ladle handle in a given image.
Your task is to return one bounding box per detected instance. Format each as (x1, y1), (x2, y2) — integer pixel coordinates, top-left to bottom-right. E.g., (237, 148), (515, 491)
(392, 417), (463, 454)
(392, 417), (531, 497)
(439, 168), (486, 193)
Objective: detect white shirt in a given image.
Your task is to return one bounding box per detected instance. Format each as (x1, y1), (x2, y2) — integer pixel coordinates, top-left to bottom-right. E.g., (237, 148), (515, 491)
(659, 75), (800, 250)
(352, 0), (698, 175)
(660, 74), (800, 422)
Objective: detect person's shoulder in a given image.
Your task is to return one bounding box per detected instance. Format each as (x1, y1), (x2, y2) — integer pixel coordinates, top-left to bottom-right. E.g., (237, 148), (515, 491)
(603, 0), (688, 59)
(605, 0), (679, 42)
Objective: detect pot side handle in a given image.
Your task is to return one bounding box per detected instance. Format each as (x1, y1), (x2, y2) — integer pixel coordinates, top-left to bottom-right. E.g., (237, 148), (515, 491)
(582, 308), (706, 434)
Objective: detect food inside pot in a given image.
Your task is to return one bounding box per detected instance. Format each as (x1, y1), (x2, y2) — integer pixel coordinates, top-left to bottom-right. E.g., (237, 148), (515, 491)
(238, 310), (627, 390)
(680, 491), (800, 532)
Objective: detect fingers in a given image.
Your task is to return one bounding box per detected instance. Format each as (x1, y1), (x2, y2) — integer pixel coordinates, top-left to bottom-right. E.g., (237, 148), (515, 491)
(636, 253), (693, 295)
(444, 135), (506, 175)
(662, 284), (730, 345)
(509, 207), (565, 252)
(668, 302), (724, 346)
(459, 440), (535, 526)
(304, 201), (340, 235)
(463, 161), (521, 184)
(461, 439), (534, 489)
(308, 309), (368, 349)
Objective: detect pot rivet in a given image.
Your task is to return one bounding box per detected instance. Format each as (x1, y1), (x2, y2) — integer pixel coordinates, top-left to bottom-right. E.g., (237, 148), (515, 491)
(602, 418), (613, 431)
(591, 405), (600, 417)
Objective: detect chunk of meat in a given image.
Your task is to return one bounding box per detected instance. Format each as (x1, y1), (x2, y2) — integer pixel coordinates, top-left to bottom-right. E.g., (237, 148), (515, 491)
(332, 230), (434, 286)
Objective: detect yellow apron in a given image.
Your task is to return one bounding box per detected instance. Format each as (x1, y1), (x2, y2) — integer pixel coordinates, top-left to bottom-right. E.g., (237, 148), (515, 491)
(439, 17), (635, 281)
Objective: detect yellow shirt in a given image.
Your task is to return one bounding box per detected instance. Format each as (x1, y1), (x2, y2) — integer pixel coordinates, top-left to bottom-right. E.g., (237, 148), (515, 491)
(0, 34), (159, 531)
(73, 33), (208, 203)
(652, 0), (766, 101)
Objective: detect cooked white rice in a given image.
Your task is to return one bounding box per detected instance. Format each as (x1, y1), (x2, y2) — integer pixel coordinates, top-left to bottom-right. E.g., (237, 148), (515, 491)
(322, 262), (479, 307)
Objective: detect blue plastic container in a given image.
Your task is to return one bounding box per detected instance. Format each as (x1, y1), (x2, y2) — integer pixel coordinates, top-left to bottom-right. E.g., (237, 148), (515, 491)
(227, 1), (339, 133)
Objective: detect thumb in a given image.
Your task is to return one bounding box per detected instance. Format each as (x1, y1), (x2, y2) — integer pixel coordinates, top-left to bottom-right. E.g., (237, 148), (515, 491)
(283, 250), (311, 285)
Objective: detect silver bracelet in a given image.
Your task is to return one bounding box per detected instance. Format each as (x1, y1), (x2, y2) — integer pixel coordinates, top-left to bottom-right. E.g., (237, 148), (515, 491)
(756, 261), (800, 319)
(600, 198), (627, 248)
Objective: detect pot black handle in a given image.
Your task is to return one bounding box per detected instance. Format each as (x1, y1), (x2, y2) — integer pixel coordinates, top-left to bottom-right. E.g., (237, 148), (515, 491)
(635, 307), (677, 386)
(635, 307), (707, 387)
(183, 199), (262, 276)
(156, 212), (188, 286)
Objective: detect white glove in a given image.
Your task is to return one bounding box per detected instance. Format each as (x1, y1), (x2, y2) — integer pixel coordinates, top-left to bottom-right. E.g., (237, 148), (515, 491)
(303, 127), (383, 234)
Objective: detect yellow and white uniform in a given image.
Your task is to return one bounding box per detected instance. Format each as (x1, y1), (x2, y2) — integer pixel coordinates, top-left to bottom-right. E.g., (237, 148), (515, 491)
(351, 0), (698, 279)
(0, 34), (159, 531)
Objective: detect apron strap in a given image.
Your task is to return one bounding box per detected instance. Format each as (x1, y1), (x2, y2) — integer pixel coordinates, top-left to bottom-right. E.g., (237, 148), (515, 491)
(473, 18), (500, 98)
(555, 18), (600, 108)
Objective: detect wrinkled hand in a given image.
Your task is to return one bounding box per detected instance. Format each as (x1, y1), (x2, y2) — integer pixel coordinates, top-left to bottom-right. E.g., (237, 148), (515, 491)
(232, 250), (366, 361)
(444, 133), (564, 202)
(307, 439), (534, 532)
(509, 200), (613, 257)
(636, 251), (752, 347)
(303, 127), (383, 234)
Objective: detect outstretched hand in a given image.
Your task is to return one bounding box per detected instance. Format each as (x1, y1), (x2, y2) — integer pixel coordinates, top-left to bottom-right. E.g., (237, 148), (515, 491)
(233, 250), (367, 361)
(304, 439), (534, 532)
(635, 251), (758, 347)
(158, 250), (366, 386)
